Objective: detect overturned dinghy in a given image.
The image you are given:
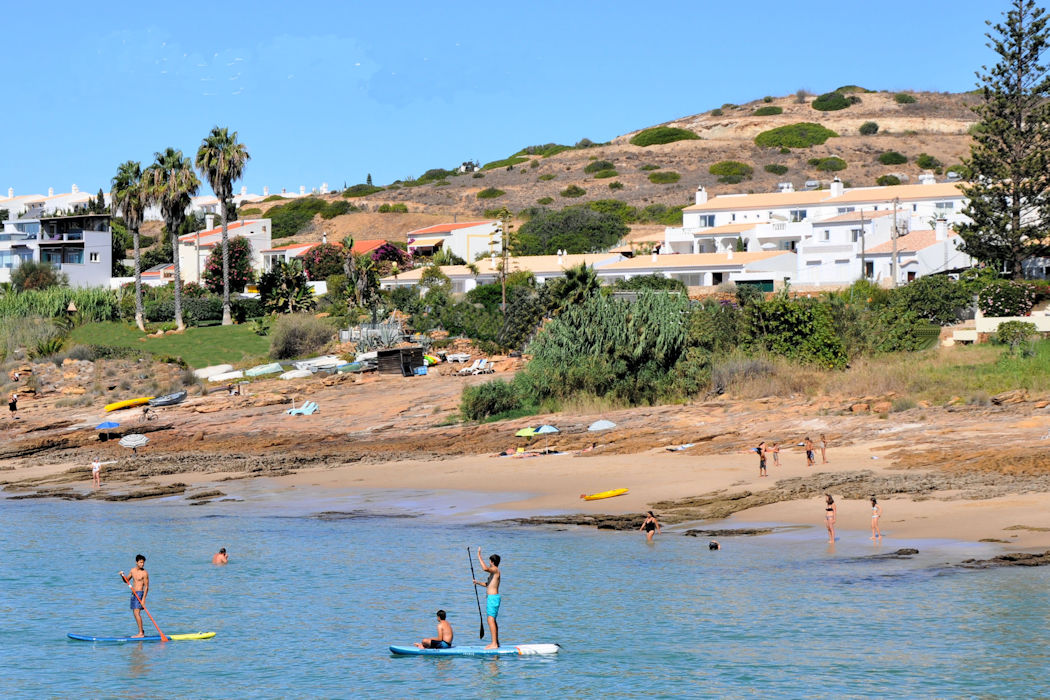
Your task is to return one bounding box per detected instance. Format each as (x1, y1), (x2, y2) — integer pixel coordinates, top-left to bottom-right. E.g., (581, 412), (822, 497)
(245, 362), (282, 377)
(292, 355), (342, 372)
(193, 364), (233, 380)
(148, 391), (187, 407)
(280, 369), (313, 380)
(208, 370), (244, 383)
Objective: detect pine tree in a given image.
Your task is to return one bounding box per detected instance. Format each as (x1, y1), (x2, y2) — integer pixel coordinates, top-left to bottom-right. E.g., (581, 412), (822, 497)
(959, 0), (1050, 278)
(366, 173), (373, 186)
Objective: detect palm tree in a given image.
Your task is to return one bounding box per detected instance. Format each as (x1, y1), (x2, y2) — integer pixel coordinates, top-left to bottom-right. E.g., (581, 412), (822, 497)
(144, 148), (200, 331)
(111, 161), (147, 331)
(195, 127), (251, 325)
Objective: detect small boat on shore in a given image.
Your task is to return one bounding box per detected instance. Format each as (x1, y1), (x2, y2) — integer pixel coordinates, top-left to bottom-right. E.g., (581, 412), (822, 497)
(292, 355), (342, 372)
(104, 397), (154, 412)
(148, 391), (187, 407)
(245, 362), (282, 377)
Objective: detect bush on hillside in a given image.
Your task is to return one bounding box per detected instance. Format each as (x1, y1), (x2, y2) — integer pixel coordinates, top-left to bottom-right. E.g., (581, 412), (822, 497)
(476, 187), (505, 200)
(916, 153), (942, 170)
(978, 280), (1036, 317)
(342, 183), (383, 197)
(710, 108), (724, 116)
(320, 200), (355, 219)
(538, 173), (556, 181)
(859, 121), (879, 135)
(267, 198), (355, 239)
(593, 169), (618, 179)
(639, 164), (660, 171)
(482, 156), (529, 170)
(560, 185), (586, 198)
(608, 181), (624, 190)
(754, 123), (838, 148)
(377, 203), (409, 213)
(753, 106), (783, 116)
(708, 161), (753, 184)
(517, 143), (572, 157)
(894, 93), (918, 104)
(837, 85), (869, 93)
(648, 171), (682, 184)
(515, 206), (628, 255)
(269, 314), (335, 360)
(811, 92), (852, 111)
(878, 151), (908, 165)
(584, 160), (615, 174)
(876, 175), (902, 186)
(808, 157), (847, 172)
(629, 126), (700, 147)
(946, 163), (972, 179)
(537, 196), (554, 205)
(764, 164), (789, 175)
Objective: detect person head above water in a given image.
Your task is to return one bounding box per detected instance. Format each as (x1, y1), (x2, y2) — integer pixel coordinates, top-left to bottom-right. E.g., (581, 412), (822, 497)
(436, 610), (446, 620)
(135, 554), (145, 563)
(219, 548), (226, 554)
(489, 554), (500, 567)
(709, 541), (720, 550)
(825, 494), (834, 506)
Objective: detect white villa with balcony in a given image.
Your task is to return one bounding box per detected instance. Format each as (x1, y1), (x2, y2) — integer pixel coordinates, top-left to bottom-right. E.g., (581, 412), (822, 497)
(0, 213), (112, 287)
(405, 220), (501, 262)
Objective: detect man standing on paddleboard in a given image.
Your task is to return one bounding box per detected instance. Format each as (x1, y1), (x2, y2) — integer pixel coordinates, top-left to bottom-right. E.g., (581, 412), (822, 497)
(120, 555), (150, 638)
(473, 547), (501, 649)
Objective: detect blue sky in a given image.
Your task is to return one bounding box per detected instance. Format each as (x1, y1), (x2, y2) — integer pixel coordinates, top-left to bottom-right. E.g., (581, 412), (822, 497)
(1, 1), (1006, 197)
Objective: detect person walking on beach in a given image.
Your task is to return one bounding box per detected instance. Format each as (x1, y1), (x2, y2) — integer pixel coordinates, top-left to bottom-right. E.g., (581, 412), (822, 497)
(414, 609), (454, 649)
(756, 442), (768, 477)
(120, 555), (150, 638)
(870, 497), (882, 540)
(8, 392), (18, 420)
(91, 457), (102, 488)
(819, 434), (829, 464)
(473, 547), (501, 649)
(771, 442), (781, 468)
(640, 511), (661, 542)
(824, 494), (837, 544)
(212, 548), (228, 565)
(804, 437), (815, 466)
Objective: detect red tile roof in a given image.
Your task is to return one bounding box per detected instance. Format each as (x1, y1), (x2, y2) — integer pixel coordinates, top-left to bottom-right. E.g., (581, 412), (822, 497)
(178, 219), (257, 242)
(866, 229), (955, 254)
(407, 221), (495, 236)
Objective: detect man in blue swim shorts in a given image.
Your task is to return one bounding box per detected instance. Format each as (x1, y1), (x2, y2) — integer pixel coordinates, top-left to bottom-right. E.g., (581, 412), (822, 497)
(473, 547), (502, 649)
(119, 554), (149, 638)
(414, 609), (453, 649)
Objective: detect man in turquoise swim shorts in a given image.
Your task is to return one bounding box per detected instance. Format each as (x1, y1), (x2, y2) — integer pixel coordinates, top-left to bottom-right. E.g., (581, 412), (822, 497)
(473, 547), (501, 649)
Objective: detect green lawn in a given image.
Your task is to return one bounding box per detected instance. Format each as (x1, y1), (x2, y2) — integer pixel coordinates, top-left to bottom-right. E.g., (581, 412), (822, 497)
(70, 322), (271, 369)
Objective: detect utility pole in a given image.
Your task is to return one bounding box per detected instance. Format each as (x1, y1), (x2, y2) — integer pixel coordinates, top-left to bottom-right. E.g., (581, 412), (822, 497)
(859, 208), (867, 281)
(891, 197), (900, 288)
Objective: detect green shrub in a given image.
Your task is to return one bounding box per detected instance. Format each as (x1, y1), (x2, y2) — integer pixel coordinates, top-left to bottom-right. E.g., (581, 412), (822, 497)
(837, 85), (869, 93)
(710, 108), (724, 116)
(269, 314), (335, 360)
(608, 181), (624, 190)
(584, 160), (615, 174)
(811, 92), (851, 111)
(878, 151), (908, 165)
(517, 143), (572, 157)
(946, 163), (972, 179)
(995, 320), (1038, 356)
(894, 93), (917, 104)
(808, 157), (847, 172)
(754, 123), (838, 148)
(753, 106), (783, 116)
(537, 196), (554, 205)
(916, 153), (942, 170)
(708, 161), (753, 184)
(239, 207), (262, 215)
(377, 203), (409, 213)
(342, 183), (383, 197)
(482, 156), (529, 170)
(876, 175), (902, 186)
(648, 171), (682, 184)
(593, 169), (618, 179)
(892, 275), (970, 325)
(763, 96), (774, 103)
(746, 296), (848, 369)
(538, 173), (556, 181)
(859, 121), (879, 135)
(460, 379), (524, 421)
(320, 200), (354, 219)
(516, 207), (627, 255)
(11, 260), (67, 291)
(629, 126), (700, 147)
(639, 164), (660, 171)
(560, 185), (586, 198)
(266, 197), (337, 238)
(476, 187), (505, 200)
(764, 164), (789, 175)
(978, 280), (1036, 317)
(472, 172), (484, 179)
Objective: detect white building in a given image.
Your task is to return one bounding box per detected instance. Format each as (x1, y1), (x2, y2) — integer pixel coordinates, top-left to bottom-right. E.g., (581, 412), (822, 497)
(405, 220), (501, 262)
(0, 213), (112, 287)
(381, 253), (618, 294)
(599, 250), (795, 291)
(177, 217), (272, 285)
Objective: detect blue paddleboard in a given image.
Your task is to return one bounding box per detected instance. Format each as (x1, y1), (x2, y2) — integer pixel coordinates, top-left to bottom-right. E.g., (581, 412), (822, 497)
(389, 643), (559, 656)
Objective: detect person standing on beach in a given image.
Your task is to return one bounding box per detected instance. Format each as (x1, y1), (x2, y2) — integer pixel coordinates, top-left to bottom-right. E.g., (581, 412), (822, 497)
(473, 547), (501, 649)
(819, 434), (829, 464)
(771, 442), (781, 468)
(414, 610), (454, 649)
(756, 442), (768, 477)
(640, 511), (661, 542)
(91, 457), (102, 488)
(8, 392), (17, 420)
(212, 548), (228, 565)
(870, 497), (882, 540)
(120, 555), (150, 638)
(824, 494), (837, 544)
(804, 437), (815, 466)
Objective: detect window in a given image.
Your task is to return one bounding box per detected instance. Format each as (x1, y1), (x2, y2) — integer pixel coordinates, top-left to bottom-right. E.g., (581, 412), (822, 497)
(782, 240), (796, 251)
(837, 207), (855, 214)
(851, 228), (862, 243)
(912, 204), (917, 212)
(89, 252), (99, 262)
(821, 230), (831, 241)
(789, 209), (807, 223)
(731, 214), (736, 222)
(907, 271), (917, 282)
(864, 261), (874, 278)
(711, 272), (724, 285)
(698, 215), (715, 227)
(935, 201), (954, 210)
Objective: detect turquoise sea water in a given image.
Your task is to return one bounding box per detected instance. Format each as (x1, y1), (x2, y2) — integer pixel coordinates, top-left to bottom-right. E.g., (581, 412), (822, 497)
(2, 485), (1050, 698)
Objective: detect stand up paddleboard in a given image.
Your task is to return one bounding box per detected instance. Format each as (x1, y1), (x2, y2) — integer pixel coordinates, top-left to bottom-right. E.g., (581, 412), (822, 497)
(389, 644), (559, 657)
(68, 632), (215, 642)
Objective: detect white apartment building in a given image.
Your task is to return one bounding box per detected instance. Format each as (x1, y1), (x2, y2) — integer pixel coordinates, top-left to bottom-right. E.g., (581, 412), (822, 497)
(0, 213), (112, 287)
(177, 217), (272, 286)
(405, 220), (501, 263)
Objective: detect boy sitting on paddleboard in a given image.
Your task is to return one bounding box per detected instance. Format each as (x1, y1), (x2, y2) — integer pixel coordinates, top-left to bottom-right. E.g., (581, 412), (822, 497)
(414, 610), (453, 649)
(473, 547), (501, 649)
(120, 555), (150, 638)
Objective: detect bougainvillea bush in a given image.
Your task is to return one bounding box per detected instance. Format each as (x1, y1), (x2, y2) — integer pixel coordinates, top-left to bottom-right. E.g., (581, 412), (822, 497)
(301, 243), (345, 280)
(978, 280), (1036, 317)
(202, 236), (254, 294)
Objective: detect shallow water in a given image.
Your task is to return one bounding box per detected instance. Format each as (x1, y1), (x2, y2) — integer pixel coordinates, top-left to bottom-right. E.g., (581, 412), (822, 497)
(2, 490), (1049, 697)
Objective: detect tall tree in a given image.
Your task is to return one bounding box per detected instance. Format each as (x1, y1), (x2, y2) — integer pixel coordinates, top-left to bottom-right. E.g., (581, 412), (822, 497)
(196, 127), (251, 325)
(111, 161), (147, 331)
(959, 0), (1050, 278)
(144, 148), (200, 331)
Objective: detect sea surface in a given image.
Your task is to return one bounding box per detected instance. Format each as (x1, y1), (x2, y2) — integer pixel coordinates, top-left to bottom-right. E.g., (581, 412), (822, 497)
(2, 484), (1050, 698)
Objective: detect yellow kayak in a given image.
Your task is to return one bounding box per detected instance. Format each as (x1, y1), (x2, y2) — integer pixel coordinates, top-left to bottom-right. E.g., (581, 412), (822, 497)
(580, 488), (629, 501)
(104, 397), (154, 412)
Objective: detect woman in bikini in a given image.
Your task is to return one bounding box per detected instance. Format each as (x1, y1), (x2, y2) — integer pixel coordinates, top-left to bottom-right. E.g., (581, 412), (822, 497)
(640, 511), (661, 543)
(824, 494), (837, 543)
(870, 496), (882, 540)
(819, 434), (829, 464)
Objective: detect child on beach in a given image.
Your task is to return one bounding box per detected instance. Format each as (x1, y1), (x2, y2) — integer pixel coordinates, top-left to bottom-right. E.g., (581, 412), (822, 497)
(871, 497), (882, 540)
(756, 442), (768, 477)
(824, 494), (837, 543)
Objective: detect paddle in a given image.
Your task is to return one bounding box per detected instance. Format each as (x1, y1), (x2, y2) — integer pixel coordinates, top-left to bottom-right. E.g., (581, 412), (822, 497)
(120, 572), (169, 642)
(467, 547), (485, 640)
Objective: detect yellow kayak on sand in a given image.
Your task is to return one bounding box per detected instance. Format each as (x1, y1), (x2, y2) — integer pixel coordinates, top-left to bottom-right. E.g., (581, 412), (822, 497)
(580, 488), (629, 501)
(104, 397), (154, 412)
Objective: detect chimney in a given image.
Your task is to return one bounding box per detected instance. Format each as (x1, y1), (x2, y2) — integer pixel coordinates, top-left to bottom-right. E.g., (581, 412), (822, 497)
(490, 253), (497, 270)
(205, 214), (215, 230)
(240, 186), (247, 195)
(7, 188), (12, 198)
(48, 187), (54, 197)
(71, 184), (79, 194)
(830, 177), (844, 197)
(299, 186), (306, 195)
(263, 186), (269, 196)
(695, 185), (708, 205)
(320, 182), (329, 195)
(558, 249), (564, 265)
(322, 230), (328, 244)
(935, 216), (948, 241)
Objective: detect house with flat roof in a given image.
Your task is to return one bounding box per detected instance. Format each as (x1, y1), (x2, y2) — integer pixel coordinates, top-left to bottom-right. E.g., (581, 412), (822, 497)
(177, 218), (271, 285)
(381, 253), (619, 293)
(598, 250), (796, 291)
(405, 220), (500, 262)
(0, 212), (112, 287)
